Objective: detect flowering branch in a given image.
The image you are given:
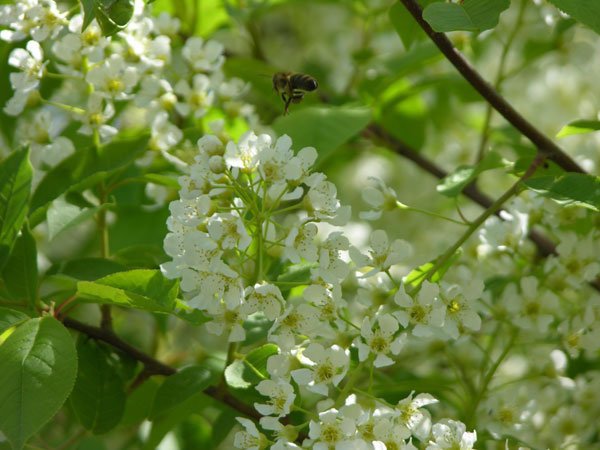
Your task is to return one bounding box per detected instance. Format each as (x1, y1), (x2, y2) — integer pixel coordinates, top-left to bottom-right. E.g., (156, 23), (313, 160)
(366, 124), (600, 293)
(398, 0), (585, 174)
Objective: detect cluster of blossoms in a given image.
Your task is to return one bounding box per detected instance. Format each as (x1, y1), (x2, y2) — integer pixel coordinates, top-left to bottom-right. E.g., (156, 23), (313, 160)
(362, 177), (600, 448)
(1, 0), (258, 178)
(162, 132), (482, 448)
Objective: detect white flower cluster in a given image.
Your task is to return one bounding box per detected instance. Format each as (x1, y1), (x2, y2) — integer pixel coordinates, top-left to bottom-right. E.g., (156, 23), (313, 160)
(235, 392), (476, 450)
(162, 132), (480, 449)
(1, 0), (257, 173)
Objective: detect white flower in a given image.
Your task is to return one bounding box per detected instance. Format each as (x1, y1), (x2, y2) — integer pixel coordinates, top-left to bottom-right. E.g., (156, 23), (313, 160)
(477, 211), (528, 257)
(135, 75), (177, 114)
(16, 108), (73, 169)
(394, 281), (445, 337)
(354, 313), (406, 367)
(0, 0), (67, 42)
(149, 110), (182, 151)
(25, 0), (68, 42)
(86, 54), (139, 99)
(502, 276), (559, 333)
(168, 195), (211, 228)
(314, 232), (350, 284)
(303, 283), (344, 323)
(225, 131), (268, 173)
(233, 417), (267, 450)
(372, 416), (411, 449)
(259, 417), (300, 449)
(308, 408), (356, 450)
(269, 303), (321, 350)
(174, 74), (214, 118)
(394, 392), (438, 441)
(439, 280), (483, 339)
(204, 301), (247, 342)
(242, 283), (284, 321)
(359, 177), (403, 220)
(256, 134), (305, 202)
(291, 343), (349, 396)
(208, 213), (251, 250)
(187, 265), (243, 311)
(254, 379), (296, 417)
(283, 223), (319, 263)
(305, 175), (342, 221)
(8, 40), (45, 92)
(350, 230), (412, 277)
(182, 36), (224, 72)
(426, 420), (477, 450)
(152, 12), (181, 36)
(546, 231), (600, 288)
(77, 93), (117, 140)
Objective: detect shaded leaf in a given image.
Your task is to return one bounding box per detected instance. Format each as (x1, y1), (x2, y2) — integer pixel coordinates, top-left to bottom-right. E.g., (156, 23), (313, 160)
(224, 344), (278, 390)
(423, 0), (510, 32)
(30, 134), (149, 221)
(0, 317), (77, 449)
(0, 148), (32, 270)
(523, 173), (600, 211)
(547, 0), (600, 35)
(437, 152), (506, 197)
(272, 106), (371, 163)
(389, 1), (435, 49)
(47, 197), (112, 241)
(1, 223), (37, 307)
(69, 338), (126, 434)
(0, 307), (29, 335)
(150, 366), (212, 420)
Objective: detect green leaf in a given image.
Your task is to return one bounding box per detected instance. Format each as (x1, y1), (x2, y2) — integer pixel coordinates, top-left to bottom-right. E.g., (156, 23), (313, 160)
(272, 106), (371, 163)
(437, 152), (506, 197)
(389, 1), (435, 49)
(47, 257), (126, 281)
(0, 317), (77, 449)
(556, 119), (600, 138)
(150, 366), (212, 420)
(135, 173), (180, 189)
(547, 0), (600, 35)
(76, 269), (179, 313)
(84, 0), (134, 36)
(120, 378), (159, 427)
(172, 300), (211, 326)
(0, 148), (33, 270)
(69, 338), (126, 434)
(224, 343), (278, 390)
(0, 307), (29, 335)
(30, 134), (149, 221)
(1, 223), (37, 307)
(523, 173), (600, 211)
(404, 249), (463, 287)
(423, 0), (510, 32)
(81, 0), (96, 31)
(47, 197), (112, 241)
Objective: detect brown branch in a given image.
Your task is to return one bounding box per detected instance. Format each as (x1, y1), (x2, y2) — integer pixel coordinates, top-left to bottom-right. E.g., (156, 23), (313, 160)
(366, 124), (600, 292)
(62, 317), (262, 420)
(398, 0), (585, 174)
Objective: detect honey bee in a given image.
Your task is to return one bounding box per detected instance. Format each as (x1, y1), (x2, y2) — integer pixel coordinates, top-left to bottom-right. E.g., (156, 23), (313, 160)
(272, 72), (318, 115)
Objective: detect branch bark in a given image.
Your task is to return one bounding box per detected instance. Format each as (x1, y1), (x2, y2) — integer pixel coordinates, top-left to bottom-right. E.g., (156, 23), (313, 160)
(62, 317), (262, 420)
(366, 124), (600, 292)
(398, 0), (585, 174)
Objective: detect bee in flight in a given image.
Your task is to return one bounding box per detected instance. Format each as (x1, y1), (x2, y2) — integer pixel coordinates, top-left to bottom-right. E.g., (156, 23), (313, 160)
(272, 72), (318, 115)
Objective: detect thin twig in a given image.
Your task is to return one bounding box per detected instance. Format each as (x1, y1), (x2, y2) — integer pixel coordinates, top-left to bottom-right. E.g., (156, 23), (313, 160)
(398, 0), (585, 174)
